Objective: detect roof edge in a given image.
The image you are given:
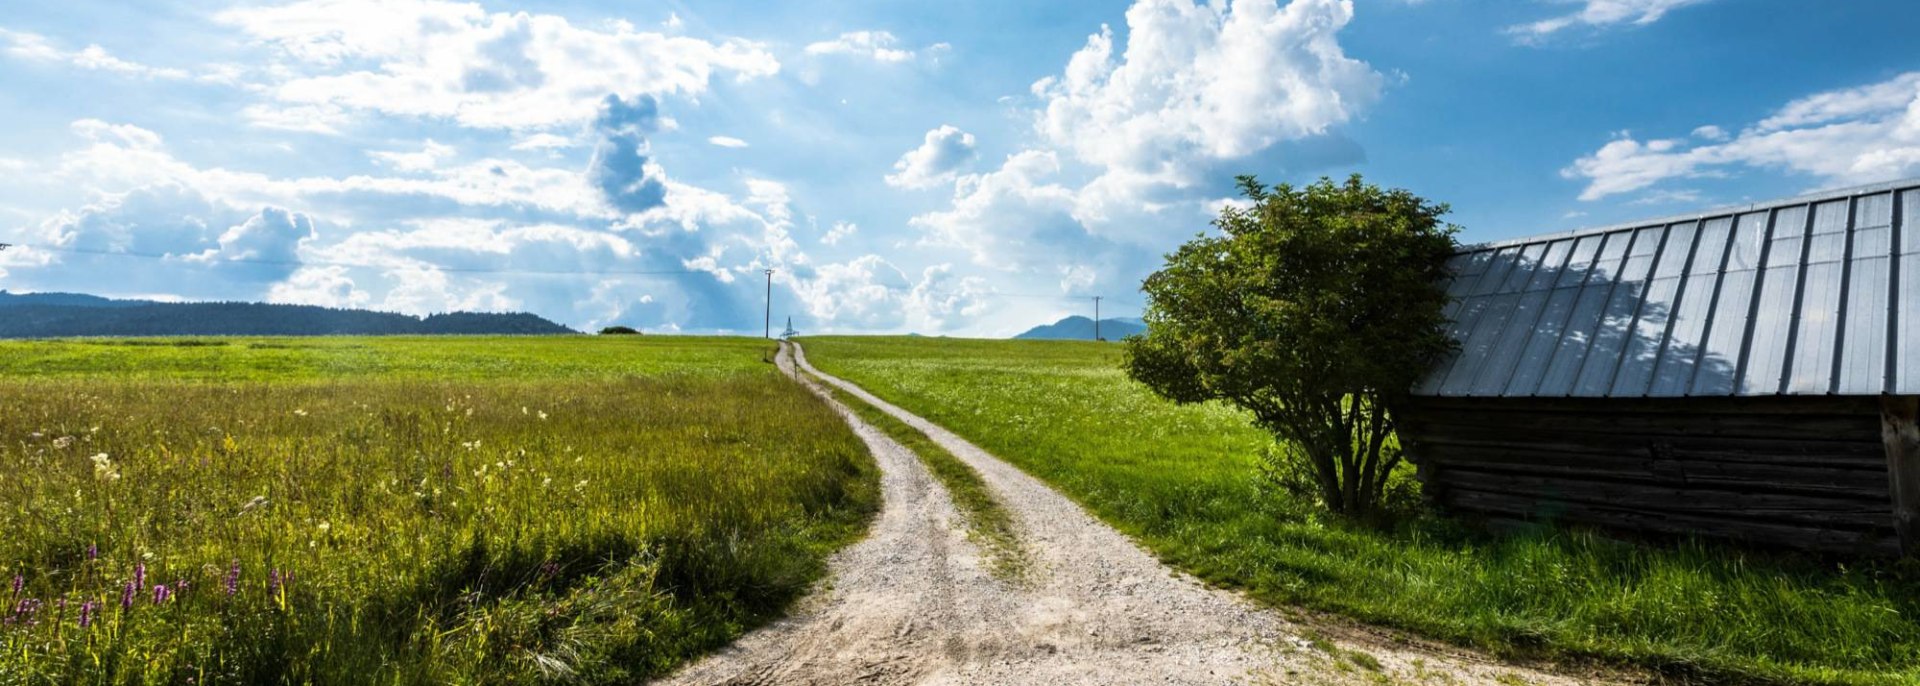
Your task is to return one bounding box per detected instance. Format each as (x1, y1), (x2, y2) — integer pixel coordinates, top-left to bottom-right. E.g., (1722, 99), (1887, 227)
(1459, 177), (1920, 253)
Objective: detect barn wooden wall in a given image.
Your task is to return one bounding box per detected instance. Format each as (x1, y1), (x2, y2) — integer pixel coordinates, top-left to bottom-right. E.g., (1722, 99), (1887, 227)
(1398, 396), (1900, 556)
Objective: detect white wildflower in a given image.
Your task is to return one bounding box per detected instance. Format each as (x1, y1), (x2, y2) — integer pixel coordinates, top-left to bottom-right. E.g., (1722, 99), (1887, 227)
(52, 436), (74, 450)
(89, 453), (120, 481)
(538, 411), (549, 421)
(242, 495), (269, 511)
(293, 409), (308, 417)
(317, 521), (331, 534)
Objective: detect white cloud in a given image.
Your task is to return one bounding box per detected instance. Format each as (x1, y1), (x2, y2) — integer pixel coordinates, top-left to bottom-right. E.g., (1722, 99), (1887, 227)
(510, 133), (575, 151)
(0, 28), (191, 80)
(218, 0), (781, 130)
(821, 221), (857, 245)
(1564, 72), (1920, 201)
(1691, 124), (1727, 141)
(905, 0), (1377, 290)
(1032, 0), (1380, 176)
(911, 150), (1085, 268)
(707, 135), (750, 148)
(241, 103), (352, 135)
(804, 31), (920, 63)
(369, 140), (457, 172)
(1509, 0), (1712, 42)
(886, 125), (977, 189)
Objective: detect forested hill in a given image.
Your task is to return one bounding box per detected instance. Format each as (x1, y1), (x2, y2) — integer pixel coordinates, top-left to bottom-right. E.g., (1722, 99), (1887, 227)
(0, 292), (575, 338)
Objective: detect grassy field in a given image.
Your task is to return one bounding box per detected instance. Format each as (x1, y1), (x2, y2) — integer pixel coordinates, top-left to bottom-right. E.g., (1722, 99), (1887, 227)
(801, 336), (1920, 686)
(0, 336), (878, 684)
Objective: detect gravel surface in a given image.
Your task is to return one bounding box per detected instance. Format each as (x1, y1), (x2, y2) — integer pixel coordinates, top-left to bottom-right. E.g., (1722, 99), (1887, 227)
(656, 343), (1625, 686)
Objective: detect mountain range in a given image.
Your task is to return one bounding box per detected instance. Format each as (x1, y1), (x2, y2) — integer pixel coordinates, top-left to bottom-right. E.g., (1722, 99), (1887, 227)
(1012, 315), (1146, 341)
(0, 291), (574, 338)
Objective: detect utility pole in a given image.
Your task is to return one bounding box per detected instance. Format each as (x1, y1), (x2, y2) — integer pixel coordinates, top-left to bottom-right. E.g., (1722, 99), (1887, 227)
(1093, 296), (1102, 341)
(763, 268), (774, 339)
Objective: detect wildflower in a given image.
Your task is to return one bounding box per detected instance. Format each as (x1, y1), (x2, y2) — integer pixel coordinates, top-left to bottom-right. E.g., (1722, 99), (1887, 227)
(153, 584), (170, 604)
(225, 560), (240, 596)
(52, 436), (73, 449)
(86, 544), (97, 561)
(241, 495), (269, 512)
(120, 581), (135, 610)
(90, 453), (120, 481)
(541, 477), (552, 488)
(9, 575), (19, 597)
(317, 521), (331, 534)
(268, 569), (282, 596)
(293, 409), (308, 417)
(78, 601), (95, 628)
(538, 411), (548, 420)
(461, 440), (481, 450)
(133, 562), (146, 590)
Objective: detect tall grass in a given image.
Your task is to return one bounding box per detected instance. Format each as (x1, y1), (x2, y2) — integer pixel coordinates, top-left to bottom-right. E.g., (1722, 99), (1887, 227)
(802, 336), (1920, 685)
(0, 337), (878, 684)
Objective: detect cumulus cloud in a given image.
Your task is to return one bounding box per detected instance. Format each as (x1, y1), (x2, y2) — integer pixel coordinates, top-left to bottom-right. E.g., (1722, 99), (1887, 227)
(1509, 0), (1712, 42)
(1564, 72), (1920, 201)
(217, 0), (780, 130)
(1032, 0), (1380, 177)
(886, 125), (977, 189)
(707, 136), (749, 148)
(586, 95), (668, 215)
(821, 221), (857, 245)
(370, 140), (457, 172)
(904, 0), (1376, 293)
(804, 31), (921, 63)
(0, 28), (191, 80)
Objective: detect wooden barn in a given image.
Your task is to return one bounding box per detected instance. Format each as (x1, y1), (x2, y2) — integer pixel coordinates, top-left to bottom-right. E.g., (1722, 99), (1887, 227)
(1398, 179), (1920, 557)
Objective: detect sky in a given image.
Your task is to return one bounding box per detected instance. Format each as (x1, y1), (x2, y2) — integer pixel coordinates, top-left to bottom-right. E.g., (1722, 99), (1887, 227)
(0, 0), (1916, 336)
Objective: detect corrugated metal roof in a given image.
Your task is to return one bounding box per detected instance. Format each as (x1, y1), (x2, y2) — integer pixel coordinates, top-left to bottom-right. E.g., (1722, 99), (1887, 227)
(1416, 178), (1919, 398)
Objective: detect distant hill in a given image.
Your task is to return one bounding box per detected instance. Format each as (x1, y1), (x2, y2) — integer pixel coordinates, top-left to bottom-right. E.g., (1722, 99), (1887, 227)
(0, 291), (575, 338)
(1013, 315), (1146, 341)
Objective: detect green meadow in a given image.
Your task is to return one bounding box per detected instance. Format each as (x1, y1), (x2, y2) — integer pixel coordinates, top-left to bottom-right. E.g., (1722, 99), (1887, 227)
(0, 336), (878, 684)
(801, 336), (1920, 686)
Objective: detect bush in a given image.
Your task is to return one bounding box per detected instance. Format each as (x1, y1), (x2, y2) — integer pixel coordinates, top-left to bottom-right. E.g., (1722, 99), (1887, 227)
(598, 326), (642, 335)
(1125, 174), (1457, 518)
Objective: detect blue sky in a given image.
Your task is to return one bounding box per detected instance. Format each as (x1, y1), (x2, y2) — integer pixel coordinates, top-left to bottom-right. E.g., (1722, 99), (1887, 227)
(1, 0), (1916, 335)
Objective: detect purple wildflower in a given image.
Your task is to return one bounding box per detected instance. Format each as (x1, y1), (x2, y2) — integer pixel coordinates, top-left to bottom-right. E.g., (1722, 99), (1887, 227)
(133, 563), (146, 591)
(152, 584), (170, 604)
(78, 601), (95, 628)
(87, 544), (97, 561)
(225, 560), (240, 597)
(120, 581), (136, 610)
(9, 574), (19, 597)
(268, 569), (282, 596)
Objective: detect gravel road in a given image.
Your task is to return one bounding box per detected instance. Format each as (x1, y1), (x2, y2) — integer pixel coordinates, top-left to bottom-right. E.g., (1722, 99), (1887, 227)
(656, 342), (1620, 685)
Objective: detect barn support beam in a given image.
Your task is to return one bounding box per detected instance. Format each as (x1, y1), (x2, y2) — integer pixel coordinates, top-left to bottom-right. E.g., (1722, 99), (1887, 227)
(1882, 395), (1920, 556)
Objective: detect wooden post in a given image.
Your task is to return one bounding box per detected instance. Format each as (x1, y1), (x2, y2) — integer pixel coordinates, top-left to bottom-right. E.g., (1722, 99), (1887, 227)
(1882, 395), (1920, 556)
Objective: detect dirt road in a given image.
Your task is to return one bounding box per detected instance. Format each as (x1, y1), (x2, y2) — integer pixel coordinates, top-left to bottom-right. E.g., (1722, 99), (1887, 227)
(657, 343), (1615, 685)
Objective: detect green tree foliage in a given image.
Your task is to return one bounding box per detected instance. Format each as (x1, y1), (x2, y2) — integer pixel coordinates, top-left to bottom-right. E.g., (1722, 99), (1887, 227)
(1124, 175), (1458, 517)
(599, 326), (642, 335)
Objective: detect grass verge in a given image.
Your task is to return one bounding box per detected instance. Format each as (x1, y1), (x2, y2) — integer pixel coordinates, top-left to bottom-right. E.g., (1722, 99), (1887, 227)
(803, 367), (1026, 580)
(801, 335), (1920, 686)
(0, 336), (879, 684)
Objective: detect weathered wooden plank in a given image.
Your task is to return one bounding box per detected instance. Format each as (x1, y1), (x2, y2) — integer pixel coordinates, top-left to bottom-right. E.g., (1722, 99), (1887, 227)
(1404, 427), (1886, 468)
(1419, 447), (1891, 498)
(1439, 469), (1892, 529)
(1883, 395), (1920, 556)
(1443, 487), (1902, 556)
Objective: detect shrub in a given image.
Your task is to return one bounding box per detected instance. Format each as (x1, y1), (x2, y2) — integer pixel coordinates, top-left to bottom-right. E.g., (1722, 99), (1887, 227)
(1124, 174), (1457, 518)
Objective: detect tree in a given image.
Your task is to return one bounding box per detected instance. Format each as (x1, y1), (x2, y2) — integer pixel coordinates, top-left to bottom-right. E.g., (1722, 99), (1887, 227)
(598, 326), (642, 335)
(1124, 175), (1458, 517)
